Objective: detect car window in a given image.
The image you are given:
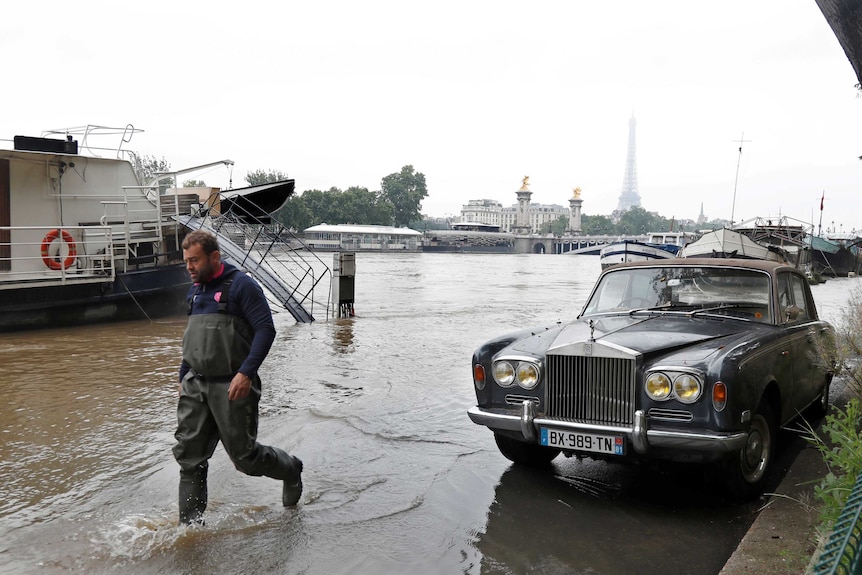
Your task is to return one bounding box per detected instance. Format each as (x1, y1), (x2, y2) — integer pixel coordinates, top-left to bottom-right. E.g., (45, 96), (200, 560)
(583, 266), (772, 322)
(789, 275), (810, 320)
(781, 272), (811, 323)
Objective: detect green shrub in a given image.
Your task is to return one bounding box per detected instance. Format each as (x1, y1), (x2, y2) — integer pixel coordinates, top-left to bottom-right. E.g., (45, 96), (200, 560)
(808, 399), (862, 526)
(807, 285), (862, 529)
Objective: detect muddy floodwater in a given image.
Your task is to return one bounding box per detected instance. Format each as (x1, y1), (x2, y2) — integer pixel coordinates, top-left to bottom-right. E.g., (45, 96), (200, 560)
(0, 253), (856, 575)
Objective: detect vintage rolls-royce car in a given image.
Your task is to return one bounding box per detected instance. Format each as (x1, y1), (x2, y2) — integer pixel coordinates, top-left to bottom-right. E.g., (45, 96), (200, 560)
(468, 258), (834, 499)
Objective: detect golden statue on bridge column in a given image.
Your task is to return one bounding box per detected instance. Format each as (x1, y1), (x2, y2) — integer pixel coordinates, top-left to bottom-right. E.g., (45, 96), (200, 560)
(573, 187), (582, 199)
(519, 176), (530, 191)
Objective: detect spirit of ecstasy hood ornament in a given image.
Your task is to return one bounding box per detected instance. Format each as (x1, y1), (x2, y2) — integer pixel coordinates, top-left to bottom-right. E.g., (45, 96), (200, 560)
(588, 319), (595, 342)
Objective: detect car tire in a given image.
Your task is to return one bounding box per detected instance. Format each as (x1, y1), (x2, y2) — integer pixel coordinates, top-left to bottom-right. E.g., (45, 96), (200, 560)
(722, 401), (776, 501)
(494, 433), (560, 467)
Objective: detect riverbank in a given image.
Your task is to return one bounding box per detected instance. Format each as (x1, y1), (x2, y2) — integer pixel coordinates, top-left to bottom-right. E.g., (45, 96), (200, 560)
(720, 379), (853, 575)
(720, 440), (827, 574)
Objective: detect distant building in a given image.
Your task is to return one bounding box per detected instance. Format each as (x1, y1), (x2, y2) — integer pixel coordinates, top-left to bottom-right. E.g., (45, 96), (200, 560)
(459, 179), (568, 234)
(615, 115), (642, 214)
(697, 203), (707, 225)
(500, 203), (568, 233)
(303, 223), (421, 251)
(460, 199), (503, 227)
(458, 201), (568, 234)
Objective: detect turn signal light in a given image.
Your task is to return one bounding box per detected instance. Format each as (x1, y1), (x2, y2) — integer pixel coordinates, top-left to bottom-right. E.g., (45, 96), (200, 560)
(712, 382), (727, 411)
(474, 364), (486, 390)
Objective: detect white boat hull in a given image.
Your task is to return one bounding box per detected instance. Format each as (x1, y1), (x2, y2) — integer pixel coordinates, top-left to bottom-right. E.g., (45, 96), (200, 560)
(599, 241), (678, 269)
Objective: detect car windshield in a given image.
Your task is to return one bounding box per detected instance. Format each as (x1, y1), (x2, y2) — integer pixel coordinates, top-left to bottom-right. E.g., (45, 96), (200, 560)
(581, 266), (772, 322)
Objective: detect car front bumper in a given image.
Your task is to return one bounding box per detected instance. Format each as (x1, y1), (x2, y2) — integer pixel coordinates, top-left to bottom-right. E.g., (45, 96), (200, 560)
(467, 401), (748, 455)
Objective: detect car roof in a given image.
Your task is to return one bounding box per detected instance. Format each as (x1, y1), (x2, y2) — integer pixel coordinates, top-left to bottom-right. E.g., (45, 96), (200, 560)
(605, 257), (798, 275)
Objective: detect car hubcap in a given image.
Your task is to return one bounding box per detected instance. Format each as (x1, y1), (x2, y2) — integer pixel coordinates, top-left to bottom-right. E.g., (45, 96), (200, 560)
(744, 431), (763, 468)
(742, 416), (770, 482)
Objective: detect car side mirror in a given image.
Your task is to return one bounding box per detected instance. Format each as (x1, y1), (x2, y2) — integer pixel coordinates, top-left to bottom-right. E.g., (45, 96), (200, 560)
(785, 305), (801, 321)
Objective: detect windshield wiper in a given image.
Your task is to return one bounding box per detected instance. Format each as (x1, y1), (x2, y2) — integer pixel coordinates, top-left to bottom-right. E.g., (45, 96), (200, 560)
(628, 303), (696, 315)
(688, 303), (744, 317)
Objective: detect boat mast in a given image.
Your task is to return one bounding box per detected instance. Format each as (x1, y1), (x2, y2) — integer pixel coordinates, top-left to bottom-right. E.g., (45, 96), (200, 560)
(730, 132), (751, 226)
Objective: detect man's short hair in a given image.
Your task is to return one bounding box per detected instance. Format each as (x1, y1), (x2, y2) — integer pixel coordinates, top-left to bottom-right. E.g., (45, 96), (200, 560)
(182, 230), (220, 254)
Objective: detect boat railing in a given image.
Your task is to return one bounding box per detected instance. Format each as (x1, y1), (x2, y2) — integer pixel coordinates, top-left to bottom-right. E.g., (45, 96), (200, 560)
(41, 124), (142, 159)
(95, 185), (222, 275)
(0, 225), (116, 286)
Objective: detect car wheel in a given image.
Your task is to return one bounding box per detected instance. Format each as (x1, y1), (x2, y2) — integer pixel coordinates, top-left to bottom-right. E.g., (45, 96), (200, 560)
(494, 433), (560, 467)
(723, 401), (776, 501)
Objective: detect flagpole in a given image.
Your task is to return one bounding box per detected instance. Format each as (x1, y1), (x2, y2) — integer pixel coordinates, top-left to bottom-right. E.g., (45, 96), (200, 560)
(818, 191), (824, 236)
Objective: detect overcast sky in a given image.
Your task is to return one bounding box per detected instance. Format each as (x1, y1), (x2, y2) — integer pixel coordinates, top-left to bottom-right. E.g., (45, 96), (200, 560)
(4, 1), (861, 233)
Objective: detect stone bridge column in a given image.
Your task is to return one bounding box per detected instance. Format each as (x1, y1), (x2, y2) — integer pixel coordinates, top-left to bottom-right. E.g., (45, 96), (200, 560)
(512, 176), (533, 236)
(568, 187), (583, 234)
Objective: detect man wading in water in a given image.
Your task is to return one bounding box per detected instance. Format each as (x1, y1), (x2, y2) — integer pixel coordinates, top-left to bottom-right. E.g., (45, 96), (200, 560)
(173, 230), (303, 525)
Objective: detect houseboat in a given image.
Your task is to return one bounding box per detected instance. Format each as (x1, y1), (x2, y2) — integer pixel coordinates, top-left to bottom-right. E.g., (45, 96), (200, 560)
(0, 125), (318, 331)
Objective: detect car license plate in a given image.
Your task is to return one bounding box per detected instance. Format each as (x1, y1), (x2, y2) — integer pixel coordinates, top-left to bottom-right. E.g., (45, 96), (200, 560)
(540, 427), (625, 455)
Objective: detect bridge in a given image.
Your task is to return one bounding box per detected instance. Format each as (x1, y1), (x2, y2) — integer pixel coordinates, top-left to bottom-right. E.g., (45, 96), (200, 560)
(514, 233), (648, 255)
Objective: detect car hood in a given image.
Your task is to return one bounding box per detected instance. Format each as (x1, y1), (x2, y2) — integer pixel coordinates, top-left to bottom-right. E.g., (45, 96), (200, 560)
(509, 314), (764, 361)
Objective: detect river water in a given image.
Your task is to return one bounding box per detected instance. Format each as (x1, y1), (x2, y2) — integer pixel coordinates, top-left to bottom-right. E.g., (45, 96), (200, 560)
(0, 253), (857, 575)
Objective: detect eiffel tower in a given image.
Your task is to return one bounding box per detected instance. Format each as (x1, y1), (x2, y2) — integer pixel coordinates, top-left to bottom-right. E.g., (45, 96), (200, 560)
(616, 115), (642, 213)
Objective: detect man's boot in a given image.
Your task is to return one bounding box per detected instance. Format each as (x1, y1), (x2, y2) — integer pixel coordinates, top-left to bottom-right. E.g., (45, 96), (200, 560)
(179, 465), (207, 525)
(246, 447), (303, 507)
(281, 455), (303, 507)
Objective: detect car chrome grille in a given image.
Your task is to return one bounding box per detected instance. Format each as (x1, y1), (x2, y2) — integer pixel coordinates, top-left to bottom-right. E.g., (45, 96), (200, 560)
(545, 355), (636, 425)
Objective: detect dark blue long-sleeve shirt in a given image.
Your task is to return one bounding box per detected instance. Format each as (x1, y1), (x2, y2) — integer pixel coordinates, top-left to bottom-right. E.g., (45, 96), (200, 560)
(179, 262), (276, 382)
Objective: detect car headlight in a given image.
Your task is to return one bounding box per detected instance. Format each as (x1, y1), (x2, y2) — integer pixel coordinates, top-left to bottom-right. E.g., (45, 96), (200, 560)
(493, 358), (542, 388)
(673, 373), (703, 403)
(645, 372), (672, 400)
(516, 362), (540, 389)
(646, 368), (705, 403)
(493, 361), (515, 386)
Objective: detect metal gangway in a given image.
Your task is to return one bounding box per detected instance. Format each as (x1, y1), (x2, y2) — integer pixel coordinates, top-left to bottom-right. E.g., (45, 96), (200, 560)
(177, 196), (330, 323)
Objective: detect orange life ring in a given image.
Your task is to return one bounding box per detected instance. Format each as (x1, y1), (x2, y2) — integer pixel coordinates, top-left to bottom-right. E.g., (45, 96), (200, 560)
(41, 229), (77, 270)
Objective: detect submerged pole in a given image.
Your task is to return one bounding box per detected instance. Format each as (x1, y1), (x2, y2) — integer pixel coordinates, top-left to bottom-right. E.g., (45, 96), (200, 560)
(332, 252), (355, 318)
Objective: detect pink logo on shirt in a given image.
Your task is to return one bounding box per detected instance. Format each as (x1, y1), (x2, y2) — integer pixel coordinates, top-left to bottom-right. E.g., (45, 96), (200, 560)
(214, 292), (222, 302)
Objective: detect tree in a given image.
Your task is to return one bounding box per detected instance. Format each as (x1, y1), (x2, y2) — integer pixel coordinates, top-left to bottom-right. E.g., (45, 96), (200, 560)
(539, 216), (569, 236)
(273, 184), (396, 231)
(703, 218), (732, 230)
(301, 188), (337, 223)
(380, 165), (428, 228)
(274, 195), (314, 231)
(128, 152), (173, 192)
(245, 169), (288, 186)
(616, 206), (669, 235)
(340, 186), (393, 225)
(183, 179), (207, 187)
(581, 214), (615, 235)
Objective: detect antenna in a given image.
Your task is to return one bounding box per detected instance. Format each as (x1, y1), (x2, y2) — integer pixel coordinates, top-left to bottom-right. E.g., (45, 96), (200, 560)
(729, 132), (751, 226)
